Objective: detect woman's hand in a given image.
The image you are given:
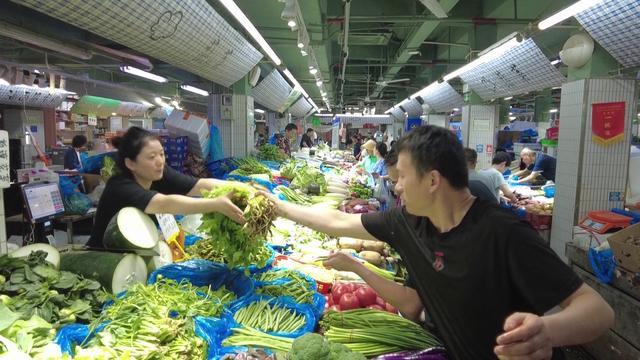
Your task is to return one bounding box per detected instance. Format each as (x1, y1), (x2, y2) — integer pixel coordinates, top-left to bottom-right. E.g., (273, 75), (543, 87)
(214, 193), (246, 224)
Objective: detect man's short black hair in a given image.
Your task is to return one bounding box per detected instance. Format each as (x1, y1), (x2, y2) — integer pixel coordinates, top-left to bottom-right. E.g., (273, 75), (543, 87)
(306, 128), (314, 133)
(384, 148), (398, 167)
(492, 151), (512, 166)
(463, 148), (477, 165)
(285, 123), (298, 132)
(396, 125), (468, 189)
(72, 135), (87, 148)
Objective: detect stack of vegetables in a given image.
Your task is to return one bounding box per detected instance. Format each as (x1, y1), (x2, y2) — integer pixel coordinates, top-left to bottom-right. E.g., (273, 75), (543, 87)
(189, 183), (276, 270)
(253, 269), (316, 305)
(76, 278), (236, 359)
(230, 157), (273, 180)
(320, 309), (441, 357)
(290, 164), (328, 196)
(348, 182), (373, 200)
(0, 251), (107, 358)
(257, 144), (287, 163)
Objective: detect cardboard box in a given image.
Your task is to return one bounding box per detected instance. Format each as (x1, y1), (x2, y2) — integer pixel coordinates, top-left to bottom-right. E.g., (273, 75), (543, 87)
(608, 223), (640, 273)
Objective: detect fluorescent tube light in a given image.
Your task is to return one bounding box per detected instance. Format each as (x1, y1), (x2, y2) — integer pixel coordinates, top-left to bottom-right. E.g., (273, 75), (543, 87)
(538, 0), (603, 30)
(121, 66), (167, 83)
(550, 59), (562, 65)
(254, 109), (265, 113)
(181, 85), (209, 96)
(549, 108), (559, 113)
(504, 96), (513, 100)
(219, 0), (282, 65)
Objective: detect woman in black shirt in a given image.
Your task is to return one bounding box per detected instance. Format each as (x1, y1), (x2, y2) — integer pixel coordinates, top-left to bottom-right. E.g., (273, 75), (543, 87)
(300, 128), (315, 148)
(88, 127), (244, 248)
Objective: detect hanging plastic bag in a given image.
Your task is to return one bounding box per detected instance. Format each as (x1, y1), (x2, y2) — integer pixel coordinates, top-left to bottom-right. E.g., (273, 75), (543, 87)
(373, 179), (395, 211)
(209, 125), (224, 162)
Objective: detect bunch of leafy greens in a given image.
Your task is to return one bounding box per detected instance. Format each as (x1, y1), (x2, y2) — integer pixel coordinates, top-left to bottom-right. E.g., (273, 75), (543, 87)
(279, 159), (299, 180)
(290, 164), (328, 195)
(258, 144), (287, 163)
(195, 184), (276, 270)
(230, 157), (272, 179)
(0, 251), (107, 357)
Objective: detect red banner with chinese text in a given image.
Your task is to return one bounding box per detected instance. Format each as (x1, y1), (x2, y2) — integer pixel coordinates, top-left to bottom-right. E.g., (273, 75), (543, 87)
(591, 102), (625, 146)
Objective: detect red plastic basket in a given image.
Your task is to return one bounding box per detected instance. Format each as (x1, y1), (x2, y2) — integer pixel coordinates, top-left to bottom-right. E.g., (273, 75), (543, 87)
(526, 212), (553, 230)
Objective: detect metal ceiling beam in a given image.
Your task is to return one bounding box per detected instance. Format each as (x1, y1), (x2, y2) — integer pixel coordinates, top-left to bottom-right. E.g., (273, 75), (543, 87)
(338, 16), (535, 24)
(371, 0), (460, 97)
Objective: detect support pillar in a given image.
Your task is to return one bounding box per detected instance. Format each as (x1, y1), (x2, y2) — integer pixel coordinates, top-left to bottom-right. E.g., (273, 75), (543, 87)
(462, 104), (499, 169)
(217, 76), (255, 157)
(550, 77), (637, 259)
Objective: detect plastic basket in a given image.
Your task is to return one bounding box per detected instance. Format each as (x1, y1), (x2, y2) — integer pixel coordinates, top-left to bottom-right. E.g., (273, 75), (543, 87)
(526, 212), (553, 230)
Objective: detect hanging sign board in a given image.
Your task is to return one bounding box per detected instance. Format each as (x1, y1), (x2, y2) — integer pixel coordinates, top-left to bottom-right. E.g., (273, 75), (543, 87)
(88, 114), (97, 126)
(592, 102), (625, 146)
(0, 131), (9, 188)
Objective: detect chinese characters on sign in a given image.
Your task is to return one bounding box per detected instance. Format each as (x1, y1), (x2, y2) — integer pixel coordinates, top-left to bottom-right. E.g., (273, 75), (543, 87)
(591, 102), (625, 146)
(0, 131), (9, 188)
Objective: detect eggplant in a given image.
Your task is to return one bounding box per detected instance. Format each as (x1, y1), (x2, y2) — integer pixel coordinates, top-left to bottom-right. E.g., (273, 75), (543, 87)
(372, 347), (448, 360)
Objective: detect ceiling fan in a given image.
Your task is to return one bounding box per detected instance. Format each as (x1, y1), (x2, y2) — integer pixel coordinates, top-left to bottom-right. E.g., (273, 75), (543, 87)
(375, 78), (410, 87)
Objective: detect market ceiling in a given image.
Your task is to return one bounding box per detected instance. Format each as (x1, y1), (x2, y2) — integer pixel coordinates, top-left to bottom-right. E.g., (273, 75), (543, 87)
(0, 0), (582, 114)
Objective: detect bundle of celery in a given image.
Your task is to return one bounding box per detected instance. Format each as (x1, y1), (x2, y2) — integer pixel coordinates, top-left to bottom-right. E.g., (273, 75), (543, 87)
(230, 157), (272, 179)
(320, 309), (441, 357)
(193, 184), (276, 269)
(83, 279), (235, 359)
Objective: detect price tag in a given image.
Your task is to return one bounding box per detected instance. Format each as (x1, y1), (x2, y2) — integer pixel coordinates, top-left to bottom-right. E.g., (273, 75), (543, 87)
(88, 114), (97, 126)
(156, 214), (180, 243)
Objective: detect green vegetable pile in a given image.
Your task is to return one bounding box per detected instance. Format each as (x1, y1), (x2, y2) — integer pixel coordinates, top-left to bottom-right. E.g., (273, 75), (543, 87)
(258, 144), (287, 163)
(82, 278), (234, 359)
(0, 251), (106, 325)
(348, 182), (372, 199)
(100, 156), (118, 182)
(193, 184), (276, 270)
(276, 185), (312, 205)
(231, 157), (272, 179)
(279, 160), (299, 180)
(253, 270), (315, 304)
(320, 309), (441, 357)
(288, 333), (366, 360)
(290, 164), (328, 195)
(0, 251), (106, 357)
(233, 299), (306, 333)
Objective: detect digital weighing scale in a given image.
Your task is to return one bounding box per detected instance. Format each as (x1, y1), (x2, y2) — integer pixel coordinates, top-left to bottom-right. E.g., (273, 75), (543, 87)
(579, 210), (633, 234)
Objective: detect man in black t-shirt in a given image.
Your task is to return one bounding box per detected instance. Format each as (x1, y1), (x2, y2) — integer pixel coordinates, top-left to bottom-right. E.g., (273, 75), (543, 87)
(264, 125), (613, 360)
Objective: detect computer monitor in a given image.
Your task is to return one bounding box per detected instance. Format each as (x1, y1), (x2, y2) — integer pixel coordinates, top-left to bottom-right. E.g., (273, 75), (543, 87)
(21, 182), (66, 223)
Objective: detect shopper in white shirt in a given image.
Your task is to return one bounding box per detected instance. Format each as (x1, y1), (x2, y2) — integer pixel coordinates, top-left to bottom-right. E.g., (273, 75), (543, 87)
(481, 152), (518, 204)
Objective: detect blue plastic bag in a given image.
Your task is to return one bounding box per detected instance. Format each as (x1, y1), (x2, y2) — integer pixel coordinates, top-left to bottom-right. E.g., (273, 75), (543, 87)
(194, 316), (232, 360)
(209, 125), (224, 162)
(588, 248), (616, 284)
(185, 234), (203, 247)
(223, 173), (277, 193)
(223, 294), (318, 339)
(148, 259), (255, 300)
(54, 322), (107, 355)
(81, 152), (116, 174)
(259, 160), (281, 170)
(59, 174), (83, 197)
(207, 158), (238, 179)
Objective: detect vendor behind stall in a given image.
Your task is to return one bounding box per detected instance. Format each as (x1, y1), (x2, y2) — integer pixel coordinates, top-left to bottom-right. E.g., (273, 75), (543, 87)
(299, 128), (315, 148)
(269, 123), (298, 156)
(464, 148), (499, 204)
(64, 135), (88, 170)
(87, 127), (244, 248)
(514, 147), (556, 184)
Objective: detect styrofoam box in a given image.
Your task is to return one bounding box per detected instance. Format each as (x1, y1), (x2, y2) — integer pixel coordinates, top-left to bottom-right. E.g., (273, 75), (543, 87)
(165, 110), (210, 157)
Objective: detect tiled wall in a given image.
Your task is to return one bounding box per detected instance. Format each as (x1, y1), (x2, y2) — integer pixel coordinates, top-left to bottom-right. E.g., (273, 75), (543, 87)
(462, 105), (499, 169)
(550, 78), (637, 259)
(219, 94), (255, 158)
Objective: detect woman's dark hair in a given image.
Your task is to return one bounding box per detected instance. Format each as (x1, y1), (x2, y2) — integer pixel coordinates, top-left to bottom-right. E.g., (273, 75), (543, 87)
(306, 128), (314, 133)
(115, 126), (160, 177)
(390, 140), (397, 149)
(384, 148), (398, 167)
(110, 136), (122, 149)
(285, 123), (298, 132)
(491, 151), (512, 166)
(463, 148), (477, 166)
(396, 125), (468, 189)
(376, 142), (388, 158)
(71, 135), (87, 148)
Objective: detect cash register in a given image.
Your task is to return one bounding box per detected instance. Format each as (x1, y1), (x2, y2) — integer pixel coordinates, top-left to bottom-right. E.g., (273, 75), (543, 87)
(21, 182), (66, 244)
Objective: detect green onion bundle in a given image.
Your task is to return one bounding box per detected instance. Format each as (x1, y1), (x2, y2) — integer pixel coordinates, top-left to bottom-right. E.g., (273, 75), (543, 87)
(233, 299), (306, 333)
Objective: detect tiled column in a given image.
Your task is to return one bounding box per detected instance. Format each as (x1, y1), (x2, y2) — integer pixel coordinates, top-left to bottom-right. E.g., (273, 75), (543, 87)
(550, 78), (637, 259)
(218, 77), (254, 158)
(462, 104), (499, 169)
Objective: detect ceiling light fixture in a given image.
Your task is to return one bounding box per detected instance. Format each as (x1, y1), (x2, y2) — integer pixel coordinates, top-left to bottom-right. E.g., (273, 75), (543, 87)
(287, 20), (297, 28)
(300, 50), (308, 56)
(254, 108), (265, 114)
(504, 96), (513, 100)
(297, 42), (304, 48)
(538, 0), (603, 30)
(443, 35), (522, 82)
(509, 116), (517, 120)
(181, 84), (209, 96)
(550, 59), (562, 65)
(219, 0), (282, 65)
(111, 112), (117, 116)
(316, 80), (323, 86)
(549, 108), (559, 113)
(121, 66), (167, 83)
(452, 108), (460, 111)
(309, 68), (318, 75)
